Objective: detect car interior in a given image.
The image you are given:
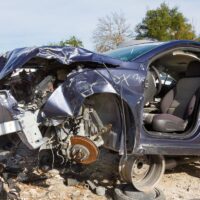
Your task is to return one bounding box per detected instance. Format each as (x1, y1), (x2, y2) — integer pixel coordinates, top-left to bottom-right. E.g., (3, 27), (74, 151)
(143, 48), (200, 136)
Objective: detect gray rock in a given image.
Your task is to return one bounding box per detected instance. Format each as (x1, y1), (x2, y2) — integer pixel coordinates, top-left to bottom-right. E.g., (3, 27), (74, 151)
(96, 186), (106, 196)
(66, 177), (80, 186)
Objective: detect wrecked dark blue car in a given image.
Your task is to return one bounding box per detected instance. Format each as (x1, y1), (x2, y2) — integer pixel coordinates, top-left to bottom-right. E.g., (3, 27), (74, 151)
(0, 40), (200, 191)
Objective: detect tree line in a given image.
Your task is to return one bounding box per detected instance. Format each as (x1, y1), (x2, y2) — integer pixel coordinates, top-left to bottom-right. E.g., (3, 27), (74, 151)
(51, 3), (199, 52)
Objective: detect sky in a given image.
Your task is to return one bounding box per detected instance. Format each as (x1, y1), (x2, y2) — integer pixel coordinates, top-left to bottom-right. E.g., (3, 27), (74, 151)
(0, 0), (200, 52)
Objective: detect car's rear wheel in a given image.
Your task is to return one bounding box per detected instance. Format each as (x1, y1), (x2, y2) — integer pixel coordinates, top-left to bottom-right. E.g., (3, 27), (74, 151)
(119, 155), (165, 192)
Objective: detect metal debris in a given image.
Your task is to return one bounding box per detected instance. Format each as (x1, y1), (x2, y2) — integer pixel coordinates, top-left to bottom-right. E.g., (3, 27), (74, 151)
(86, 180), (106, 196)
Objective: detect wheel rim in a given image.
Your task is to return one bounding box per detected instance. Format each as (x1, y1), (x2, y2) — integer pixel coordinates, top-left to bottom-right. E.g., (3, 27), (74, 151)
(119, 155), (165, 192)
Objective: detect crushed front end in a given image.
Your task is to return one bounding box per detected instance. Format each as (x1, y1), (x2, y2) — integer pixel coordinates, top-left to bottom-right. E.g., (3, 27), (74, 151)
(0, 46), (142, 168)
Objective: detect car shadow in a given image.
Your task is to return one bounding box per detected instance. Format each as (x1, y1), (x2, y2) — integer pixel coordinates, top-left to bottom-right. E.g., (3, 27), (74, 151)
(165, 162), (200, 178)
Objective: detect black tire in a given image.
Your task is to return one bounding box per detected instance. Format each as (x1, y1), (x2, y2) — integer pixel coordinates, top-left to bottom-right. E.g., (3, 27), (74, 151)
(114, 184), (165, 200)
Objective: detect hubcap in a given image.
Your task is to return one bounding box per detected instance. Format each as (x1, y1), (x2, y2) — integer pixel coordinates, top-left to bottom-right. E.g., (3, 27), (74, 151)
(131, 157), (150, 181)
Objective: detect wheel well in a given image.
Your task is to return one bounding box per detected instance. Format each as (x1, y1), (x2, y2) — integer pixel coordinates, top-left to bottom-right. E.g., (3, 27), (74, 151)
(84, 93), (135, 152)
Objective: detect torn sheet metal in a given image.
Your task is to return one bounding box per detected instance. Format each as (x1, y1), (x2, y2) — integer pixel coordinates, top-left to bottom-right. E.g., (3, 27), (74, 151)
(0, 120), (21, 135)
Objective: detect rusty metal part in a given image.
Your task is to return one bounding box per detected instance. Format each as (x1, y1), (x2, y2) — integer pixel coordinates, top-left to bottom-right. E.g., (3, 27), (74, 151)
(90, 124), (112, 141)
(99, 124), (112, 136)
(70, 136), (99, 165)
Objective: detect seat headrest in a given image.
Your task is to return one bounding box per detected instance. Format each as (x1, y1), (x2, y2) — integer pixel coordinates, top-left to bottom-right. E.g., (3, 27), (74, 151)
(186, 61), (200, 77)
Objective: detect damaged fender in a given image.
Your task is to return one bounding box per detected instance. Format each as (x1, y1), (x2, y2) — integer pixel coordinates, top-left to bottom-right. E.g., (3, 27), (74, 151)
(42, 68), (145, 152)
(42, 69), (117, 118)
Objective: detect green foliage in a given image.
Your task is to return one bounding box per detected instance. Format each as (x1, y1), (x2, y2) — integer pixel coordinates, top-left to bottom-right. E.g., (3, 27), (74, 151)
(135, 3), (196, 41)
(49, 36), (83, 47)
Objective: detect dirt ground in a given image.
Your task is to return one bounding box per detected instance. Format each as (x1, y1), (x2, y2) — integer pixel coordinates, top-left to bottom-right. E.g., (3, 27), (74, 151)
(1, 147), (200, 200)
(15, 165), (200, 200)
(159, 162), (200, 200)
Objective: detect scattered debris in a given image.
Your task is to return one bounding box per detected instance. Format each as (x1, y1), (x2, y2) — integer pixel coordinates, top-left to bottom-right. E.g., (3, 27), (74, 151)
(86, 180), (106, 196)
(0, 147), (198, 199)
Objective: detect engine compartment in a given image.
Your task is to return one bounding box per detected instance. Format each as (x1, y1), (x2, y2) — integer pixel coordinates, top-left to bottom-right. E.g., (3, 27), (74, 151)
(0, 59), (123, 168)
(4, 67), (69, 108)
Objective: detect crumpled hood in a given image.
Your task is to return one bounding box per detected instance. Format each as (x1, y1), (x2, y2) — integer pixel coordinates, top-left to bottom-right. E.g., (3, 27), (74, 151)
(0, 46), (133, 80)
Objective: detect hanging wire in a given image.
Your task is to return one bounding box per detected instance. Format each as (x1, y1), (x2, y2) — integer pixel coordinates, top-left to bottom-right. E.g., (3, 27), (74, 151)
(56, 150), (65, 165)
